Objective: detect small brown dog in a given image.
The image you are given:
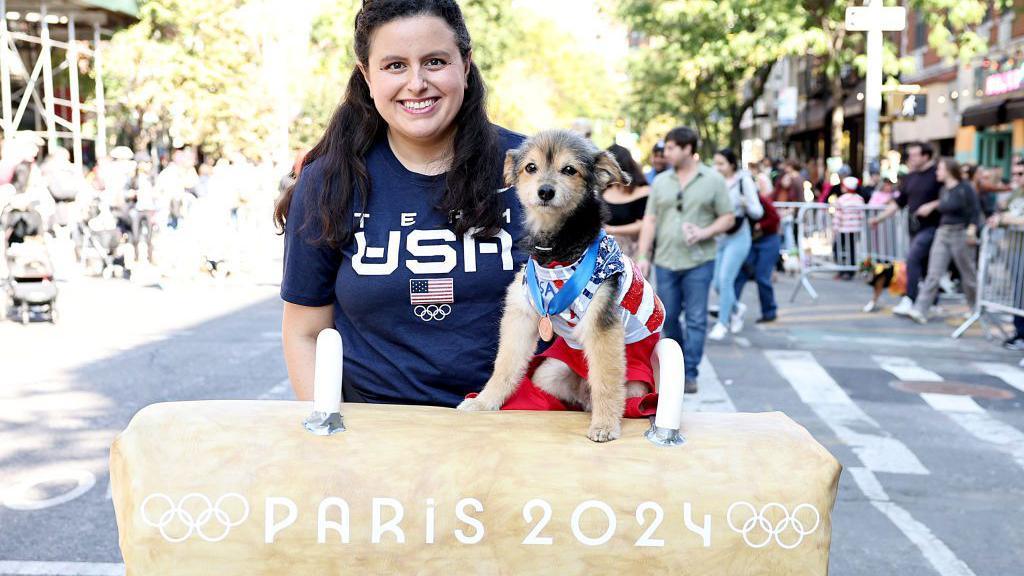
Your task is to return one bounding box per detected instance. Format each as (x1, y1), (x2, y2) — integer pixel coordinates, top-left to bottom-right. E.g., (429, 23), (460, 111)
(457, 130), (665, 442)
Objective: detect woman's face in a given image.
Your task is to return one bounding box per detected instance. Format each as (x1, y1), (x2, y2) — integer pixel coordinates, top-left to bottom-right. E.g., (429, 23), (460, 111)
(712, 154), (733, 177)
(936, 161), (948, 181)
(360, 16), (469, 147)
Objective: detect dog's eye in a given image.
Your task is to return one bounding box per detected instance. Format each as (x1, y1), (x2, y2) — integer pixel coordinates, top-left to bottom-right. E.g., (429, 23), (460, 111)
(525, 163), (537, 174)
(561, 166), (577, 176)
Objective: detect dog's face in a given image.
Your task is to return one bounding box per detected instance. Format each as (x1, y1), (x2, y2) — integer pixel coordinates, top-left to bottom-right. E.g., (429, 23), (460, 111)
(504, 130), (628, 226)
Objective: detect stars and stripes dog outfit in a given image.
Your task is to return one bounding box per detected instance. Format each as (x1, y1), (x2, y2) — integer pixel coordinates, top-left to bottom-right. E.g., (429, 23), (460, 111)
(466, 234), (666, 417)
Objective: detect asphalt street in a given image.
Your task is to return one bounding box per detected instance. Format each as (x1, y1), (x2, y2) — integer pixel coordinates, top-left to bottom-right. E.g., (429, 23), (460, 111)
(0, 260), (1022, 575)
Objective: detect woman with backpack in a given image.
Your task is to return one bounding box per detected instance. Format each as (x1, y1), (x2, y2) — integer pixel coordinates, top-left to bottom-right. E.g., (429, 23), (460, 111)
(734, 189), (780, 324)
(708, 148), (764, 340)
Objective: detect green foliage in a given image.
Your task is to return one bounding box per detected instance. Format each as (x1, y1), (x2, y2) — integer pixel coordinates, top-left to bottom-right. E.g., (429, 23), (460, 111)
(103, 0), (275, 158)
(619, 0), (1009, 151)
(101, 0), (626, 156)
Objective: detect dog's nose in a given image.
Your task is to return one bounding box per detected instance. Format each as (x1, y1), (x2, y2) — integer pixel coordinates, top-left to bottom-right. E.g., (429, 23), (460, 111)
(538, 185), (556, 202)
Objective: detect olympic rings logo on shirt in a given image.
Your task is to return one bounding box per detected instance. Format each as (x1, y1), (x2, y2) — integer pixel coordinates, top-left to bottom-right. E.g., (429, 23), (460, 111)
(141, 493), (250, 543)
(414, 304), (452, 321)
(726, 501), (820, 549)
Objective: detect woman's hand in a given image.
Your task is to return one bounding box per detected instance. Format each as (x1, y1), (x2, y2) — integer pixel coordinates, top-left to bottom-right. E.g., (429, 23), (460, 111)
(966, 224), (979, 247)
(915, 199), (941, 218)
(637, 255), (651, 279)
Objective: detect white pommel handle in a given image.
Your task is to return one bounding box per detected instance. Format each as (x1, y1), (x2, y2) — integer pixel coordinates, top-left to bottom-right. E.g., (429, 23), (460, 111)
(312, 328), (344, 414)
(651, 338), (685, 431)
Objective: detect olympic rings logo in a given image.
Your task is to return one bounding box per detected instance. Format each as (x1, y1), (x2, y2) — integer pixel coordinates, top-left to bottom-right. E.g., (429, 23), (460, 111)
(726, 501), (820, 549)
(141, 493), (250, 543)
(414, 304), (451, 321)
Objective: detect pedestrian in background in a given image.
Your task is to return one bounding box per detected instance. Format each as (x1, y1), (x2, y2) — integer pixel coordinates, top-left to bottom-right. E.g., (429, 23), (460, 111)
(833, 176), (865, 280)
(988, 180), (1024, 351)
(907, 158), (981, 324)
(602, 144), (650, 257)
(636, 126), (735, 393)
(708, 147), (762, 340)
(734, 187), (781, 324)
(645, 140), (668, 185)
(870, 141), (941, 316)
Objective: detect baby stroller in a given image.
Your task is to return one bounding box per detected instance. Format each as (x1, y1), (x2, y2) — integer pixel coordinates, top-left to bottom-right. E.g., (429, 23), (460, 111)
(77, 196), (132, 279)
(1, 197), (58, 324)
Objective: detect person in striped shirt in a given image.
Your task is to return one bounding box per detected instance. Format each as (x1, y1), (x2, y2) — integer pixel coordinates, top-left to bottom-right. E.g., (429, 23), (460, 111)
(833, 176), (865, 279)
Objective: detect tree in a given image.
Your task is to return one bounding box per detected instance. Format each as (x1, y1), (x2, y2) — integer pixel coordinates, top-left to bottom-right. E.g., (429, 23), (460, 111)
(617, 0), (810, 154)
(618, 0), (1010, 160)
(103, 0), (281, 159)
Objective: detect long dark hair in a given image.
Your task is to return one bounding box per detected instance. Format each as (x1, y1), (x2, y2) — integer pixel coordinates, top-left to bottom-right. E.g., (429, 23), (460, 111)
(606, 144), (645, 193)
(274, 0), (503, 247)
(938, 157), (962, 183)
(715, 148), (740, 172)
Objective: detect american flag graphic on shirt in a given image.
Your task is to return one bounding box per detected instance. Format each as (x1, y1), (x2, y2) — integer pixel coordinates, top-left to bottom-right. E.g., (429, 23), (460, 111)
(409, 278), (454, 305)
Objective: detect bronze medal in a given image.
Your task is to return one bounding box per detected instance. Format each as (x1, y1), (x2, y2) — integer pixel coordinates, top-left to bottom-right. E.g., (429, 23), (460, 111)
(538, 315), (554, 342)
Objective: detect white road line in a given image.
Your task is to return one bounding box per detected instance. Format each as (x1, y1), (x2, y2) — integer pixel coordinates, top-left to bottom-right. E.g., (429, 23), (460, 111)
(257, 378), (292, 401)
(0, 561), (125, 575)
(847, 468), (977, 576)
(690, 357), (737, 413)
(764, 350), (928, 475)
(872, 356), (942, 382)
(875, 356), (1024, 472)
(817, 334), (956, 350)
(975, 362), (1024, 393)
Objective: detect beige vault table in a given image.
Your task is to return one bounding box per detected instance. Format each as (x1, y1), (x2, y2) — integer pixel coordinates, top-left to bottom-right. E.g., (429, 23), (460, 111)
(110, 401), (840, 575)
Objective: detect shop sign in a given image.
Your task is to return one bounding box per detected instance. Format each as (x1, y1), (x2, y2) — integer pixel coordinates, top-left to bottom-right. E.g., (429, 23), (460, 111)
(984, 67), (1024, 96)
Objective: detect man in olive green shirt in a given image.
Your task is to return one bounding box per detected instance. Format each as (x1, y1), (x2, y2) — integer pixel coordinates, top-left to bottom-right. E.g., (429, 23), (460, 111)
(636, 127), (735, 393)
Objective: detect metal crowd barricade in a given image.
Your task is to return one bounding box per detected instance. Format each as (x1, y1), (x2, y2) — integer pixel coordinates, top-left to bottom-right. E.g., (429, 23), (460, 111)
(863, 207), (909, 266)
(775, 202), (909, 302)
(953, 225), (1024, 339)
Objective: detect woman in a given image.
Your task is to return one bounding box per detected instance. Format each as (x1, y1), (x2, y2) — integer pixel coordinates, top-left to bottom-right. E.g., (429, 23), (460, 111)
(275, 0), (526, 405)
(601, 144), (650, 257)
(733, 186), (781, 323)
(708, 148), (763, 340)
(907, 158), (981, 324)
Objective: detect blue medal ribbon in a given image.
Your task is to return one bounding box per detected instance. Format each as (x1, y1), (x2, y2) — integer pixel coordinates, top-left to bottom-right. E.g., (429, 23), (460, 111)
(526, 230), (605, 320)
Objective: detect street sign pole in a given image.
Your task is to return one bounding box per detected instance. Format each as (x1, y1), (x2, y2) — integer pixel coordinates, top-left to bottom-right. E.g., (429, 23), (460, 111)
(865, 1), (883, 179)
(846, 0), (906, 180)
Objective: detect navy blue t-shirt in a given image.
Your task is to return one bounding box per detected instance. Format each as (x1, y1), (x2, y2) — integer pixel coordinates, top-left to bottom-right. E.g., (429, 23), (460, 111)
(281, 127), (527, 406)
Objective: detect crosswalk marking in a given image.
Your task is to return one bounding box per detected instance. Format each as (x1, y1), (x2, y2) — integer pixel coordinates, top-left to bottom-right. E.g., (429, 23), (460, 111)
(872, 355), (942, 382)
(847, 468), (977, 576)
(690, 357), (737, 412)
(975, 362), (1024, 393)
(764, 350), (928, 475)
(762, 350), (971, 574)
(875, 356), (1024, 472)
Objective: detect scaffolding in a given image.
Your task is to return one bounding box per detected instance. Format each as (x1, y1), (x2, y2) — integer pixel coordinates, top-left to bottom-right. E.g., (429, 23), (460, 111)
(0, 0), (137, 169)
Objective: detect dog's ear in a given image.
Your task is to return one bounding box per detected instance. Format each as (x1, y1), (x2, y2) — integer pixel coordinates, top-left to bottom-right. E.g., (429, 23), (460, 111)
(594, 150), (629, 190)
(503, 149), (519, 187)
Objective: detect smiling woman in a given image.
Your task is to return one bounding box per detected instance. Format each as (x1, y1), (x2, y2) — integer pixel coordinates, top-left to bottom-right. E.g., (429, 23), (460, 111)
(273, 1), (527, 406)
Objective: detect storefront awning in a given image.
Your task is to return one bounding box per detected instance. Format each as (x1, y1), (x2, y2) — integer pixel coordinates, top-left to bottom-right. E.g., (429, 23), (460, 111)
(961, 101), (1005, 127)
(1005, 98), (1024, 122)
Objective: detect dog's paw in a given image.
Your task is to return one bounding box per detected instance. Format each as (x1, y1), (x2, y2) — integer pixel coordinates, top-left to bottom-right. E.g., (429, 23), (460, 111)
(587, 422), (621, 443)
(456, 397), (497, 412)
